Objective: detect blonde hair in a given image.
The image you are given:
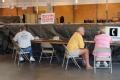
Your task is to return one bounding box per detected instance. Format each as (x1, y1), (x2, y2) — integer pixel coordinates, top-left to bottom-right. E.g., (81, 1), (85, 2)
(98, 26), (105, 34)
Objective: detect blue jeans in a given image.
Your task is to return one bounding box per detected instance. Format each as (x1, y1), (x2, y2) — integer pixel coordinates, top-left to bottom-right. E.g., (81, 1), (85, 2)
(19, 46), (33, 57)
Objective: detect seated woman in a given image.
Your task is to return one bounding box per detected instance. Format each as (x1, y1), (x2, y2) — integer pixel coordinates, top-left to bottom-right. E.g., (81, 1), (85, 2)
(93, 28), (112, 67)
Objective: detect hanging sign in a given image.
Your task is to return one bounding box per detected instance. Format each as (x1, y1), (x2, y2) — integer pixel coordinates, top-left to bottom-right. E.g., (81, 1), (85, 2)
(41, 13), (55, 24)
(105, 26), (120, 41)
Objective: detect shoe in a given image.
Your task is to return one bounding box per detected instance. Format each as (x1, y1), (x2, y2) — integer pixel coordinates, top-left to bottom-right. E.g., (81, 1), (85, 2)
(19, 57), (24, 61)
(30, 56), (35, 62)
(103, 61), (108, 67)
(96, 62), (100, 67)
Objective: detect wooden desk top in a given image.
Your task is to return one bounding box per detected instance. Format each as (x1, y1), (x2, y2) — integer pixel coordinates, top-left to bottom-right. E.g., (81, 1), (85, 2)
(32, 39), (120, 46)
(32, 39), (94, 44)
(32, 39), (68, 44)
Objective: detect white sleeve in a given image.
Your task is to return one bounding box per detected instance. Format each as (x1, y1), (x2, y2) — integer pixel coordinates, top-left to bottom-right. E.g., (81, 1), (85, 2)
(13, 33), (18, 42)
(29, 33), (34, 40)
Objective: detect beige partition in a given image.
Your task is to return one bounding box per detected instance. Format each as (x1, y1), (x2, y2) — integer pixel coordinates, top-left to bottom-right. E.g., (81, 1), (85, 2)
(25, 13), (37, 23)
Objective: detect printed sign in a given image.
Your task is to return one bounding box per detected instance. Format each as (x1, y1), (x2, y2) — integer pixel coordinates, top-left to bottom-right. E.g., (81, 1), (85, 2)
(105, 26), (120, 41)
(109, 28), (118, 36)
(41, 13), (55, 24)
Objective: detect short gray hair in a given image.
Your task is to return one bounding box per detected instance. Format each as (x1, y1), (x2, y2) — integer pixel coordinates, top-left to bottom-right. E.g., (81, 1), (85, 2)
(76, 26), (84, 32)
(98, 27), (105, 34)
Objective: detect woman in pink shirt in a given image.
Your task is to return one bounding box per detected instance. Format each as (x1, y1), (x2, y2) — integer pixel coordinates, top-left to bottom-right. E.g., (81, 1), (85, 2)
(93, 29), (112, 67)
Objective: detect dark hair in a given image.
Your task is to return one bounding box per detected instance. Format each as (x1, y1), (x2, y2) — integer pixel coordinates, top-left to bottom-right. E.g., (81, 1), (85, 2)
(20, 25), (27, 31)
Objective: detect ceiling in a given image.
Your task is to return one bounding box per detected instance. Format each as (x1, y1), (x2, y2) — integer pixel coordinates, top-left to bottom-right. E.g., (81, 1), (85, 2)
(0, 0), (120, 8)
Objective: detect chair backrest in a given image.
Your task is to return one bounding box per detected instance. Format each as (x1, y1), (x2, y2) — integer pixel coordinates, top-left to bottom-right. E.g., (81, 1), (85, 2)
(41, 42), (53, 48)
(12, 41), (20, 50)
(20, 48), (30, 54)
(13, 41), (30, 54)
(63, 45), (83, 59)
(94, 47), (111, 57)
(63, 45), (69, 55)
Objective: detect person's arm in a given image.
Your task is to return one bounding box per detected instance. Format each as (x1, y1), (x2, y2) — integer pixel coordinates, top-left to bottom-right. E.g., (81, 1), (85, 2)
(13, 33), (18, 42)
(78, 35), (85, 49)
(13, 33), (19, 47)
(29, 33), (34, 40)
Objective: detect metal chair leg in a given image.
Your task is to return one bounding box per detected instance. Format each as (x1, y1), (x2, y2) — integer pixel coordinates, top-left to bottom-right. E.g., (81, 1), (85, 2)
(65, 58), (69, 70)
(14, 51), (18, 64)
(72, 58), (81, 69)
(12, 48), (15, 58)
(17, 59), (20, 67)
(94, 58), (96, 73)
(39, 52), (43, 63)
(54, 53), (60, 63)
(62, 55), (66, 68)
(50, 53), (53, 64)
(110, 60), (112, 74)
(23, 54), (30, 62)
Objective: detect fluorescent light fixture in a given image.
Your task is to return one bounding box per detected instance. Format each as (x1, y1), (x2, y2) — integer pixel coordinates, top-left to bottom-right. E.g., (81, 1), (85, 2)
(75, 0), (78, 4)
(22, 6), (27, 10)
(2, 0), (5, 3)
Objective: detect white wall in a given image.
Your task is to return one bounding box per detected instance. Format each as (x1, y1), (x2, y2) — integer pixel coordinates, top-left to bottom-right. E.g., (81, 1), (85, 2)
(0, 0), (120, 8)
(53, 0), (120, 5)
(78, 0), (120, 4)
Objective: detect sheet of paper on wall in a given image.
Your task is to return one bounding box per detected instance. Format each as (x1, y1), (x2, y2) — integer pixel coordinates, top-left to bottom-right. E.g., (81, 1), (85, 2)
(105, 26), (120, 42)
(40, 13), (55, 24)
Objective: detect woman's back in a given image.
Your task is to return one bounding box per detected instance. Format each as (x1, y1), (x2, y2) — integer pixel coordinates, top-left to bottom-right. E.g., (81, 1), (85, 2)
(94, 34), (112, 48)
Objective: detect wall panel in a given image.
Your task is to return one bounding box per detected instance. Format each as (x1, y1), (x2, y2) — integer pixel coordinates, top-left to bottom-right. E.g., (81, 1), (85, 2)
(0, 3), (119, 23)
(53, 5), (73, 23)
